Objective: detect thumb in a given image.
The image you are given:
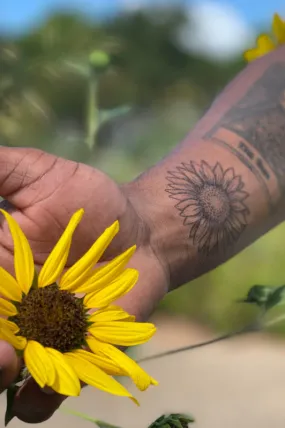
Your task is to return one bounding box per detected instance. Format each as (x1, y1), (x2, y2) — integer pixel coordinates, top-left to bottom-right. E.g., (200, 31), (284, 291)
(0, 147), (57, 209)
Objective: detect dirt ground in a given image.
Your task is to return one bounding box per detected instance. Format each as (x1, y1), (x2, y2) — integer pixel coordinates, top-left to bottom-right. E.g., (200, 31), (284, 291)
(2, 315), (285, 428)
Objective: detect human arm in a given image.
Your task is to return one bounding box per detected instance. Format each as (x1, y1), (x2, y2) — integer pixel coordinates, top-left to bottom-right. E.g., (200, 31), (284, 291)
(0, 45), (284, 423)
(124, 44), (285, 292)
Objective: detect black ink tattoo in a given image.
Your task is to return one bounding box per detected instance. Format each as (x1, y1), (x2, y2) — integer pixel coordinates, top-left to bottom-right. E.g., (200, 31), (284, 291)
(166, 161), (249, 255)
(206, 63), (285, 196)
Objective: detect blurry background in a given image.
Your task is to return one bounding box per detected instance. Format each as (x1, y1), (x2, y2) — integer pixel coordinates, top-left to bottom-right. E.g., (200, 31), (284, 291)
(2, 1), (285, 427)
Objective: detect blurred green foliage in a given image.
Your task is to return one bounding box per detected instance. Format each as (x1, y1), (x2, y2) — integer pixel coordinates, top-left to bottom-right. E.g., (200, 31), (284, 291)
(0, 8), (243, 154)
(1, 7), (283, 333)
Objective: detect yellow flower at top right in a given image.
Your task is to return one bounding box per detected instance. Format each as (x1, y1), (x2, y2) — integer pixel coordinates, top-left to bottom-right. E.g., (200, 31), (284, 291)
(244, 13), (285, 62)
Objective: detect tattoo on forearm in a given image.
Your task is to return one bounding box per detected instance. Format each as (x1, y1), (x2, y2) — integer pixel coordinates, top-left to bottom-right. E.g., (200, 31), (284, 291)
(166, 161), (249, 255)
(205, 62), (285, 207)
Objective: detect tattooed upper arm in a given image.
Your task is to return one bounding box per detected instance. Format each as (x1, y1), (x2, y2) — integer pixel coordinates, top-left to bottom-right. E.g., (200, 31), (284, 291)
(206, 62), (285, 206)
(165, 62), (285, 256)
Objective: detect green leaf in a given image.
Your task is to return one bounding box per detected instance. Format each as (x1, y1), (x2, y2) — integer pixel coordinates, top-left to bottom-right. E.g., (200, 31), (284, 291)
(99, 106), (132, 127)
(265, 285), (285, 310)
(169, 420), (183, 428)
(240, 285), (275, 307)
(148, 413), (195, 428)
(5, 384), (19, 426)
(240, 284), (285, 311)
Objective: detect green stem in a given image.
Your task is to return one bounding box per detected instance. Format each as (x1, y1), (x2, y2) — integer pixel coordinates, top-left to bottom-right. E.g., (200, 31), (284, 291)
(86, 69), (99, 151)
(137, 324), (258, 363)
(61, 406), (122, 428)
(138, 308), (285, 364)
(265, 313), (285, 327)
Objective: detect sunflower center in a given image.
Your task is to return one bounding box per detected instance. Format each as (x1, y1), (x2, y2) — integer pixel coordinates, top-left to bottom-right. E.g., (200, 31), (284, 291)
(11, 285), (88, 353)
(199, 184), (230, 223)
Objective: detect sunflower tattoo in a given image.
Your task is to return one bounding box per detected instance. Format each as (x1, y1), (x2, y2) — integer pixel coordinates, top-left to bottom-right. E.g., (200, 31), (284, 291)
(166, 161), (249, 255)
(0, 209), (157, 402)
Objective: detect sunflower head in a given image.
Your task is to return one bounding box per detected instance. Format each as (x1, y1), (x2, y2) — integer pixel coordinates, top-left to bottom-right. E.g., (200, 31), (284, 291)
(0, 209), (157, 402)
(244, 13), (285, 62)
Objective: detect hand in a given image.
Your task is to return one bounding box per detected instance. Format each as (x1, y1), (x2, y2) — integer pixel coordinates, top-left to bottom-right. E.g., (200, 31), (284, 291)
(0, 147), (168, 423)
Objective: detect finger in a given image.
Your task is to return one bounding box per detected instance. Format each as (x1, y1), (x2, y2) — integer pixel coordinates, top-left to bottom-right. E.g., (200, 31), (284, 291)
(0, 146), (57, 208)
(12, 378), (66, 424)
(0, 340), (21, 392)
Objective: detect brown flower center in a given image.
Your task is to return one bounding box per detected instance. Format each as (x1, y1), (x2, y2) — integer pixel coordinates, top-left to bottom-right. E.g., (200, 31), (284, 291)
(11, 285), (88, 353)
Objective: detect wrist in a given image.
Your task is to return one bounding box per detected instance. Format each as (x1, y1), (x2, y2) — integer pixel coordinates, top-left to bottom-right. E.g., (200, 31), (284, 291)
(120, 180), (171, 318)
(121, 171), (189, 291)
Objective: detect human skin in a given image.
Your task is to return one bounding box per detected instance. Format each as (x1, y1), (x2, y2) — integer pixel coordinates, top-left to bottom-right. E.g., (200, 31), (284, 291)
(0, 45), (284, 423)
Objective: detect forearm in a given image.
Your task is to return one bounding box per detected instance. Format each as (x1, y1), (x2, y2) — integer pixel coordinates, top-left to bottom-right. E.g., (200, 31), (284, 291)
(125, 45), (285, 290)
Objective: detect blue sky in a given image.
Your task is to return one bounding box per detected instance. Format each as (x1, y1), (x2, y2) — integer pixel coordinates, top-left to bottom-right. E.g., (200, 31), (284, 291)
(1, 0), (285, 35)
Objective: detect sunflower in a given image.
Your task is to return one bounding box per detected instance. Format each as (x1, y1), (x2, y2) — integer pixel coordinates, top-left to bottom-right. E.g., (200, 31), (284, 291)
(166, 161), (249, 255)
(244, 13), (285, 62)
(0, 209), (157, 402)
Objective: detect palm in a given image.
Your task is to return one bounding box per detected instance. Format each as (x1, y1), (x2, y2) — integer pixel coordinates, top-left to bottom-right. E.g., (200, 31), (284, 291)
(0, 148), (141, 272)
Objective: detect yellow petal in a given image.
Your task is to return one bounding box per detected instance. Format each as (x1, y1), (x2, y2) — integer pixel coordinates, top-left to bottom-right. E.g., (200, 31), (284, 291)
(69, 349), (126, 376)
(60, 221), (119, 291)
(64, 352), (138, 404)
(88, 321), (156, 347)
(272, 13), (285, 44)
(38, 209), (84, 287)
(84, 268), (138, 309)
(89, 305), (135, 323)
(0, 318), (19, 333)
(256, 34), (276, 52)
(0, 210), (34, 294)
(0, 298), (17, 316)
(0, 326), (26, 350)
(244, 48), (261, 62)
(74, 246), (136, 294)
(45, 348), (80, 396)
(24, 341), (56, 388)
(87, 337), (158, 391)
(244, 34), (276, 62)
(0, 268), (22, 302)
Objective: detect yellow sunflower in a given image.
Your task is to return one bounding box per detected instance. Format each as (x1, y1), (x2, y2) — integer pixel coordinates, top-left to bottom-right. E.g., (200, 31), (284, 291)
(0, 209), (157, 402)
(244, 13), (285, 62)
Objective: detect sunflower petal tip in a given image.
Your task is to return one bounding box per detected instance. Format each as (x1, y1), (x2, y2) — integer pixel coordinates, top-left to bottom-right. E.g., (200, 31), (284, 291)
(71, 208), (85, 224)
(130, 396), (140, 406)
(151, 378), (159, 386)
(273, 12), (281, 21)
(243, 50), (251, 62)
(113, 220), (120, 231)
(77, 208), (85, 217)
(75, 387), (81, 397)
